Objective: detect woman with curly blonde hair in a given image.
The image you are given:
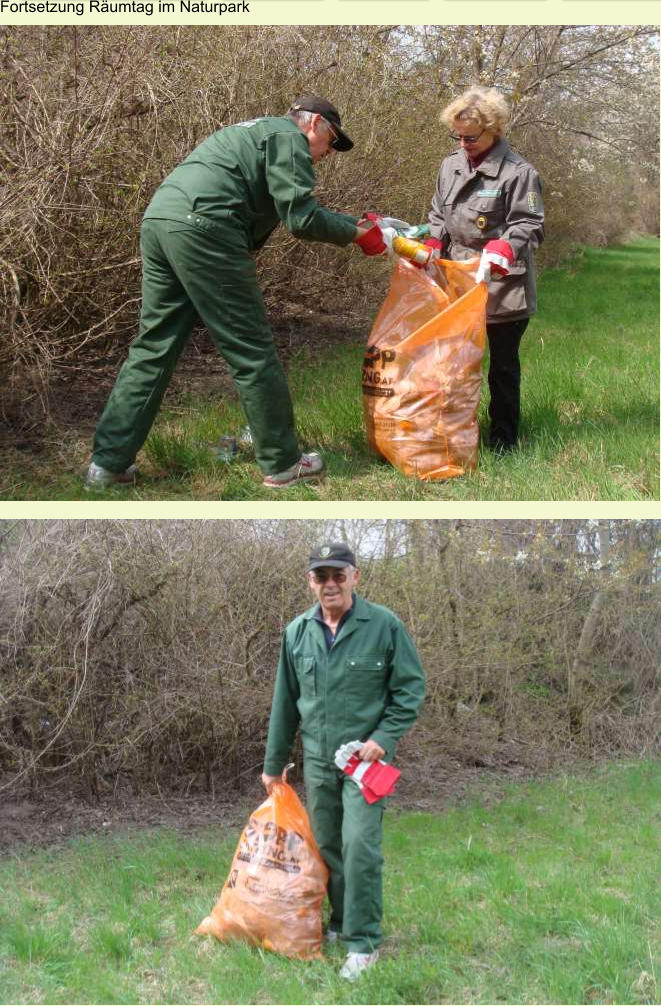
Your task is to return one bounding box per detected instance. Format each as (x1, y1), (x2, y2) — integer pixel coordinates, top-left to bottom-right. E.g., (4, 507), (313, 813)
(424, 85), (544, 452)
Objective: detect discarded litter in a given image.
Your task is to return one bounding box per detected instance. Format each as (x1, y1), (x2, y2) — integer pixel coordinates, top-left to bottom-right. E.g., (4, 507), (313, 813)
(210, 426), (253, 461)
(238, 425), (253, 448)
(195, 767), (328, 959)
(212, 435), (238, 461)
(362, 255), (487, 480)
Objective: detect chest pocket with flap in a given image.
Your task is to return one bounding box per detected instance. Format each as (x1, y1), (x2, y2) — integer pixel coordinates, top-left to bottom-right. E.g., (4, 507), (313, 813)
(346, 656), (388, 699)
(297, 656), (316, 697)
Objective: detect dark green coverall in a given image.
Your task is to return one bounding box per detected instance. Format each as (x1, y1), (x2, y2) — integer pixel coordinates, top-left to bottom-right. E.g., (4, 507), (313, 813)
(263, 594), (425, 952)
(92, 116), (359, 476)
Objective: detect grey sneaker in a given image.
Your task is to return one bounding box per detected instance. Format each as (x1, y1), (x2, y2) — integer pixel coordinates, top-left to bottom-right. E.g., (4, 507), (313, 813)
(324, 928), (340, 944)
(262, 452), (324, 489)
(85, 461), (139, 489)
(339, 950), (379, 980)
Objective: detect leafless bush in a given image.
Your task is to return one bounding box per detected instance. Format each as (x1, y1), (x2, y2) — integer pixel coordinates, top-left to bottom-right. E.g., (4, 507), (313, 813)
(0, 520), (316, 797)
(1, 519), (658, 800)
(1, 26), (658, 425)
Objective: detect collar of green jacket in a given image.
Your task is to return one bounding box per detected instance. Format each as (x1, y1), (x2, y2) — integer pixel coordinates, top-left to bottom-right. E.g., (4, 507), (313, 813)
(302, 593), (371, 644)
(302, 592), (371, 621)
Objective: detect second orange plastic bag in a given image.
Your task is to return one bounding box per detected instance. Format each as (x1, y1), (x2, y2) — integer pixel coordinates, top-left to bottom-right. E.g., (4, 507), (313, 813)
(195, 776), (328, 959)
(363, 257), (487, 480)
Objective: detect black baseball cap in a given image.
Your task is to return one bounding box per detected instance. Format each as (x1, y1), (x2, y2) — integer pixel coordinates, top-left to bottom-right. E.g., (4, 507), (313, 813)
(309, 541), (357, 570)
(289, 94), (354, 152)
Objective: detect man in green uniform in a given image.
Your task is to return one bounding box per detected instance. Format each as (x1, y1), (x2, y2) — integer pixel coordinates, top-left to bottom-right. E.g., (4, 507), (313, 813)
(262, 541), (425, 979)
(85, 96), (387, 490)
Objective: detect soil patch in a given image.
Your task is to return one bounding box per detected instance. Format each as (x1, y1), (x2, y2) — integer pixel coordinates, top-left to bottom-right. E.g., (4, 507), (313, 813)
(3, 313), (367, 446)
(0, 749), (579, 857)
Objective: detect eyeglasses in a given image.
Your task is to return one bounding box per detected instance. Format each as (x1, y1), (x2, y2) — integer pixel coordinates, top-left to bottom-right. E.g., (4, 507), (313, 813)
(311, 570), (349, 584)
(323, 117), (341, 150)
(449, 128), (485, 145)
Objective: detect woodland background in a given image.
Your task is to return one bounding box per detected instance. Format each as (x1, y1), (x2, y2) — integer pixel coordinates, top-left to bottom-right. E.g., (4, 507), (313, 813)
(1, 25), (659, 429)
(1, 519), (658, 802)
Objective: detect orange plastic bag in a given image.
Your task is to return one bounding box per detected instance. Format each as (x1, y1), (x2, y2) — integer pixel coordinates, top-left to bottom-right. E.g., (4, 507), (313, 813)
(363, 257), (487, 480)
(195, 775), (328, 959)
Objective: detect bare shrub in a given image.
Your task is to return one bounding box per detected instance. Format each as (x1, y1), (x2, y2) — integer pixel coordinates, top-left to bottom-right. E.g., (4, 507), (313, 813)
(1, 519), (658, 800)
(1, 27), (658, 426)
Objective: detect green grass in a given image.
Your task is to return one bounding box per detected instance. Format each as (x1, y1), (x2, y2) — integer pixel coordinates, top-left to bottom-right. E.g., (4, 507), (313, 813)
(1, 760), (659, 1004)
(1, 236), (658, 500)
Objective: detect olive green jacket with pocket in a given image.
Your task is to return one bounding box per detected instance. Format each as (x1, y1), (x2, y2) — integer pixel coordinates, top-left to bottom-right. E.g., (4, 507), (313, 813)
(428, 138), (544, 323)
(144, 115), (358, 252)
(263, 595), (426, 774)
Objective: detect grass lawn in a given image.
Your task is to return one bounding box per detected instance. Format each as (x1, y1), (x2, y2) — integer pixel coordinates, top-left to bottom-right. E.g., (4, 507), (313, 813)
(1, 236), (658, 501)
(0, 759), (659, 1004)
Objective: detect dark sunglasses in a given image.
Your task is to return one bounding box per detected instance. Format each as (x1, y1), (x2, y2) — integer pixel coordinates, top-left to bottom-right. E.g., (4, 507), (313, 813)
(323, 117), (342, 150)
(449, 127), (485, 145)
(311, 569), (349, 584)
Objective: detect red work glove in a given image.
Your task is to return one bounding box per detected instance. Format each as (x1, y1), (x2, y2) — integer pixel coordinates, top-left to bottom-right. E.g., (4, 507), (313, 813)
(483, 239), (515, 276)
(355, 219), (387, 256)
(356, 211), (384, 231)
(356, 212), (386, 255)
(343, 754), (401, 803)
(335, 741), (401, 804)
(406, 235), (445, 270)
(475, 239), (515, 284)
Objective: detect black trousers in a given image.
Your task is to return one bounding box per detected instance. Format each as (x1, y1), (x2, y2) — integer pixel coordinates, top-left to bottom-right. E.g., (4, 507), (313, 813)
(486, 318), (529, 449)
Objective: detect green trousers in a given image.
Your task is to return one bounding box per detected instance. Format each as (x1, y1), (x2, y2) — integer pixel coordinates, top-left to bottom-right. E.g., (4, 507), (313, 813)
(304, 757), (384, 953)
(92, 217), (300, 475)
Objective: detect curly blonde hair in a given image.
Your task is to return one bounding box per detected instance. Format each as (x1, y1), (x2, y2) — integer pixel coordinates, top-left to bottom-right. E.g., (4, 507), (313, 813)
(441, 86), (510, 137)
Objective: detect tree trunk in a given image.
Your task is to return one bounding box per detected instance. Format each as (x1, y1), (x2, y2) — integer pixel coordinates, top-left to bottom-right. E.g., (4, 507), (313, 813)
(568, 522), (611, 736)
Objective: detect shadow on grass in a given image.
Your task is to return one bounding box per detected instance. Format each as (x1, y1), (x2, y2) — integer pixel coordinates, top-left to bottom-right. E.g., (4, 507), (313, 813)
(524, 397), (660, 446)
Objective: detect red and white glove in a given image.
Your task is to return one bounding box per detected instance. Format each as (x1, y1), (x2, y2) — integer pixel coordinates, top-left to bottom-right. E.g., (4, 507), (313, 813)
(360, 212), (399, 256)
(475, 239), (515, 284)
(423, 237), (445, 255)
(355, 212), (388, 257)
(410, 236), (445, 270)
(334, 741), (401, 804)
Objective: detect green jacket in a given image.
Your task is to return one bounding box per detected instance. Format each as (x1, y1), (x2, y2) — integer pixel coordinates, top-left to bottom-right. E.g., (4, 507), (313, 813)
(144, 115), (359, 252)
(263, 595), (425, 774)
